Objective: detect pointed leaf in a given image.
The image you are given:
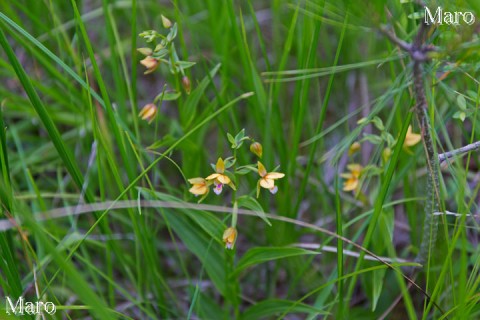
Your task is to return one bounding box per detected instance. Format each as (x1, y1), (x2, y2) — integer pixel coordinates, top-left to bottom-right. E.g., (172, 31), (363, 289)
(236, 195), (270, 226)
(241, 299), (328, 320)
(233, 247), (319, 276)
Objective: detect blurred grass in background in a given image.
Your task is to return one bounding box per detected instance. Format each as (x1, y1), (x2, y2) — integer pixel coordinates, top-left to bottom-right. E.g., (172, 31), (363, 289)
(0, 0), (479, 318)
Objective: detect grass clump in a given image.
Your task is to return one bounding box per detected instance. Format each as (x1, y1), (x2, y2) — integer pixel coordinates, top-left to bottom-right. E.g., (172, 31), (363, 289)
(0, 0), (479, 319)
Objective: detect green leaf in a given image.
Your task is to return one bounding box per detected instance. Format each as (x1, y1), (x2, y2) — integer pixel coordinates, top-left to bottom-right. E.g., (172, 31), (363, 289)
(181, 63), (221, 128)
(457, 94), (467, 110)
(227, 133), (236, 148)
(453, 111), (466, 122)
(236, 195), (271, 226)
(223, 157), (236, 169)
(361, 134), (383, 145)
(166, 23), (178, 42)
(154, 90), (181, 102)
(234, 128), (246, 149)
(372, 116), (384, 131)
(193, 290), (225, 320)
(370, 211), (394, 311)
(0, 11), (106, 109)
(407, 12), (424, 20)
(233, 247), (319, 276)
(140, 189), (227, 295)
(176, 60), (196, 69)
(0, 22), (93, 201)
(241, 299), (328, 320)
(147, 134), (177, 150)
(466, 90), (478, 100)
(362, 165), (383, 176)
(385, 132), (396, 148)
(153, 48), (169, 59)
(235, 165), (256, 175)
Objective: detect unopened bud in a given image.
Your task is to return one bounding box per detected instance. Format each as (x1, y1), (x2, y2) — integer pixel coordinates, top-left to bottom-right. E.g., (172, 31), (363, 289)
(161, 15), (172, 28)
(182, 76), (191, 95)
(137, 47), (153, 56)
(348, 142), (361, 156)
(382, 147), (392, 163)
(250, 142), (263, 158)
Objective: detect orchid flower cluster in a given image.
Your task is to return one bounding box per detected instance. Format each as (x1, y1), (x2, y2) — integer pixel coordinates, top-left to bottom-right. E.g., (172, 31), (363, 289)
(188, 129), (285, 249)
(137, 15), (195, 123)
(342, 116), (421, 194)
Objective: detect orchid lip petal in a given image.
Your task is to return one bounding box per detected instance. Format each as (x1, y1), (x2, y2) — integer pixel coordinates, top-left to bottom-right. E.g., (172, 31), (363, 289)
(269, 186), (278, 194)
(213, 184), (223, 195)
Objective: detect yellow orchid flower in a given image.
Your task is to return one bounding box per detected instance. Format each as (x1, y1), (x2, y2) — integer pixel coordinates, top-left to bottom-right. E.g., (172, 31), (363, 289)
(340, 163), (363, 192)
(403, 125), (421, 148)
(138, 103), (158, 123)
(205, 158), (236, 195)
(257, 161), (285, 197)
(188, 177), (210, 196)
(140, 56), (159, 74)
(223, 227), (237, 249)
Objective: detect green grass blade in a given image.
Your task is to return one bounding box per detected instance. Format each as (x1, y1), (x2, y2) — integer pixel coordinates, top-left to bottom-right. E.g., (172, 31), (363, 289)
(0, 26), (92, 200)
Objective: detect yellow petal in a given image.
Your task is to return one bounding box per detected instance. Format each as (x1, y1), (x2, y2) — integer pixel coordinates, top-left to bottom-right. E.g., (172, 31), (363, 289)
(343, 179), (358, 192)
(140, 56), (159, 74)
(348, 142), (361, 156)
(260, 178), (274, 189)
(222, 227), (237, 249)
(347, 163), (362, 174)
(403, 125), (421, 147)
(138, 103), (158, 121)
(216, 158), (225, 173)
(265, 172), (285, 180)
(189, 184), (208, 195)
(216, 174), (231, 185)
(205, 173), (220, 180)
(340, 173), (353, 179)
(188, 177), (205, 184)
(257, 161), (267, 177)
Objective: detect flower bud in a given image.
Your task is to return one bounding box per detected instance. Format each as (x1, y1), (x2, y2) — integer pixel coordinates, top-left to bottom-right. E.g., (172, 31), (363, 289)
(182, 76), (191, 95)
(348, 141), (361, 156)
(137, 47), (153, 56)
(223, 227), (237, 249)
(382, 147), (392, 163)
(140, 56), (159, 74)
(138, 103), (158, 123)
(161, 15), (172, 28)
(250, 142), (263, 158)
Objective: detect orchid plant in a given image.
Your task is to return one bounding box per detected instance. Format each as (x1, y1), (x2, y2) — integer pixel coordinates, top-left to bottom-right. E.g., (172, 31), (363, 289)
(187, 129), (284, 249)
